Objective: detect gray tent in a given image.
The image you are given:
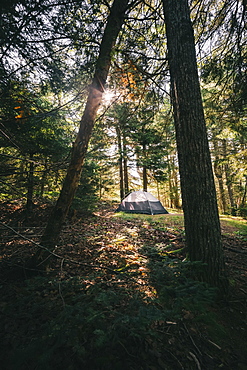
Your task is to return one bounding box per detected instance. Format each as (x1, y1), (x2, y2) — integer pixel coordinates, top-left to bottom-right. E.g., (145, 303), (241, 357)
(116, 190), (168, 215)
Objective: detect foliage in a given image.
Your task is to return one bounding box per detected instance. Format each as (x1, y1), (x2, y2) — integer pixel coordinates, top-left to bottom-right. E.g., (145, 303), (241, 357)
(0, 0), (247, 365)
(0, 81), (72, 202)
(239, 205), (247, 218)
(1, 202), (246, 369)
(1, 261), (216, 370)
(0, 0), (246, 210)
(71, 159), (100, 215)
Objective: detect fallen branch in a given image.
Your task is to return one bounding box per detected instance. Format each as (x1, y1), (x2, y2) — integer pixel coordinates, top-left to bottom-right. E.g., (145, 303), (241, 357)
(0, 220), (65, 260)
(224, 246), (247, 255)
(188, 351), (201, 370)
(163, 348), (184, 369)
(183, 323), (202, 356)
(0, 221), (148, 283)
(207, 339), (221, 350)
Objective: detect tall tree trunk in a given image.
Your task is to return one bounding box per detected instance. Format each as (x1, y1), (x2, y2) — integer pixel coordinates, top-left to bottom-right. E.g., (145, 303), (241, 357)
(116, 124), (124, 200)
(123, 133), (129, 196)
(37, 0), (130, 256)
(173, 164), (180, 209)
(167, 156), (174, 208)
(156, 180), (160, 200)
(168, 175), (173, 208)
(143, 165), (148, 192)
(213, 139), (227, 214)
(39, 159), (48, 197)
(168, 155), (180, 209)
(222, 139), (236, 215)
(142, 143), (148, 192)
(162, 0), (228, 292)
(240, 177), (247, 210)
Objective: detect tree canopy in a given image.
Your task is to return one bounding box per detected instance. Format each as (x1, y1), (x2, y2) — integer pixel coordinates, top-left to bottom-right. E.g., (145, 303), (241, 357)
(0, 0), (246, 288)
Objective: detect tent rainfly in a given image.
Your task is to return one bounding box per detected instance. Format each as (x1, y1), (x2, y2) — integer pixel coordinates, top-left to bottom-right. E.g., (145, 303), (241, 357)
(116, 190), (168, 215)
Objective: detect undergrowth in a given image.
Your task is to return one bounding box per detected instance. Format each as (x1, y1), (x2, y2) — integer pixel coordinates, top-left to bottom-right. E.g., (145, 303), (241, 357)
(1, 205), (246, 369)
(1, 256), (217, 370)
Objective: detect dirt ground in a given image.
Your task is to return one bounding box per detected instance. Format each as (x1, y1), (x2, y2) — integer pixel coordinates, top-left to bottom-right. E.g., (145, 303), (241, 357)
(0, 201), (246, 369)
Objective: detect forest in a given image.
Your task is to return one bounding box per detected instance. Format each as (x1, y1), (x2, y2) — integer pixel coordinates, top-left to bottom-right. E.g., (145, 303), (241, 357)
(0, 0), (246, 369)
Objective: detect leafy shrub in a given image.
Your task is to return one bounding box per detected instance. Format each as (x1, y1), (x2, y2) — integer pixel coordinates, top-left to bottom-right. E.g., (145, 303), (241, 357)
(238, 206), (247, 219)
(71, 161), (100, 214)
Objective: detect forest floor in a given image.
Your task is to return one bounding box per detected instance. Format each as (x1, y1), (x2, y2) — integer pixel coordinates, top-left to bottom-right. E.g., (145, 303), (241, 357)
(0, 200), (246, 370)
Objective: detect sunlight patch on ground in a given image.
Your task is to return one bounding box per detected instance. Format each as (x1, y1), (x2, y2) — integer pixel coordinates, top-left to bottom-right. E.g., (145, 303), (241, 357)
(220, 215), (247, 236)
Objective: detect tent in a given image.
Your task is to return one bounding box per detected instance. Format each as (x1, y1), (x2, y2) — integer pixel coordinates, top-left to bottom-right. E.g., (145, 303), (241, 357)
(116, 190), (168, 215)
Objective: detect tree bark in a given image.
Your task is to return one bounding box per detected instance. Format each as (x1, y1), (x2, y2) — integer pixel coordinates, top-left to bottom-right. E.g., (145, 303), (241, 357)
(116, 124), (124, 200)
(142, 142), (148, 192)
(213, 139), (227, 214)
(168, 155), (180, 209)
(37, 0), (130, 255)
(240, 178), (247, 209)
(39, 159), (48, 198)
(222, 139), (236, 215)
(123, 135), (129, 196)
(162, 0), (228, 292)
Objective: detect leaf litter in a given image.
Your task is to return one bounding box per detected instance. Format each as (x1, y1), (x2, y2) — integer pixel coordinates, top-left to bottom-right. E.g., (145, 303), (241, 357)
(0, 201), (246, 369)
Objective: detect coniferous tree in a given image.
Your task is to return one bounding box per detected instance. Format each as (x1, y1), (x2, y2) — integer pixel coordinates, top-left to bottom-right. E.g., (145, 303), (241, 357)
(36, 0), (131, 258)
(162, 0), (228, 291)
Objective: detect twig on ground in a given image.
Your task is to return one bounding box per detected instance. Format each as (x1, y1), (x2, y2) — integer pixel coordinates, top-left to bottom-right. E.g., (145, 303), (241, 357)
(188, 351), (201, 370)
(163, 348), (184, 369)
(183, 323), (202, 356)
(224, 246), (247, 255)
(207, 339), (221, 350)
(0, 221), (149, 285)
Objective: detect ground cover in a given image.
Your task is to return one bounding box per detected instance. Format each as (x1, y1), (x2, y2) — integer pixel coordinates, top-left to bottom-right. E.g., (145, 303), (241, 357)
(0, 201), (246, 369)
